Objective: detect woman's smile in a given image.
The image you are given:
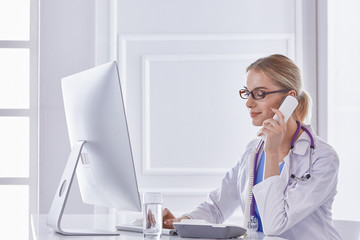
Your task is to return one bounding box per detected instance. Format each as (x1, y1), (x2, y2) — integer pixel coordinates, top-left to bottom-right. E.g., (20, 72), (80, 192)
(249, 111), (261, 118)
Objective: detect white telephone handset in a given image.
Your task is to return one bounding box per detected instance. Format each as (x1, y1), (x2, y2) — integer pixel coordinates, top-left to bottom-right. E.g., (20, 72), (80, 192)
(260, 95), (298, 139)
(274, 95), (298, 123)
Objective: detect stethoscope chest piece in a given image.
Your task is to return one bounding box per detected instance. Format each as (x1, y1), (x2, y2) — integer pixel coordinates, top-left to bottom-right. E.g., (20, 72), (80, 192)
(248, 215), (258, 230)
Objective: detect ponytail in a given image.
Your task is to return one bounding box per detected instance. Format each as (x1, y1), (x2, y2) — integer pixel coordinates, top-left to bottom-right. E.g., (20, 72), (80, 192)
(294, 90), (312, 124)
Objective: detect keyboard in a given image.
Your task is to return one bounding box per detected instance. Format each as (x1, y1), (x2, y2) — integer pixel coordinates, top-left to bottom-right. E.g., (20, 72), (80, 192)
(116, 224), (176, 236)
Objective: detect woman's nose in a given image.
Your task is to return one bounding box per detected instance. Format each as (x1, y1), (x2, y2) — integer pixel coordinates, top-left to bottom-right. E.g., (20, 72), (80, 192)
(246, 96), (255, 109)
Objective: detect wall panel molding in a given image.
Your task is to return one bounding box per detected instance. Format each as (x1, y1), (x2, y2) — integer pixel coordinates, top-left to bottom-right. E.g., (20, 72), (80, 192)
(142, 54), (265, 175)
(119, 33), (295, 86)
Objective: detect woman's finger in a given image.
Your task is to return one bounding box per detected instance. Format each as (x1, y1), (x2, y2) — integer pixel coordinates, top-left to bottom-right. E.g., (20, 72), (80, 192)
(271, 108), (285, 126)
(163, 218), (179, 229)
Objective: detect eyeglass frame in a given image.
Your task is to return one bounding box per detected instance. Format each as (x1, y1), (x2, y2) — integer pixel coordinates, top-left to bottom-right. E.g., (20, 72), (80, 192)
(239, 88), (290, 100)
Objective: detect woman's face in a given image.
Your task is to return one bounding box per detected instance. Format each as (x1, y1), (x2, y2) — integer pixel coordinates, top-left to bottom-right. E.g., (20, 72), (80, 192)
(245, 69), (288, 126)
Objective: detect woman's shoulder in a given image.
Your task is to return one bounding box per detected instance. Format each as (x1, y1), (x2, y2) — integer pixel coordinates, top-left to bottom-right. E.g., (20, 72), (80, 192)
(315, 136), (337, 152)
(314, 136), (339, 166)
(304, 125), (340, 166)
(313, 134), (338, 157)
(303, 125), (337, 154)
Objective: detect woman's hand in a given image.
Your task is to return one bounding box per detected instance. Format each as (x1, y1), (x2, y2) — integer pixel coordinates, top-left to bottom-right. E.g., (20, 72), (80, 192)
(162, 208), (190, 229)
(258, 108), (286, 153)
(257, 108), (286, 178)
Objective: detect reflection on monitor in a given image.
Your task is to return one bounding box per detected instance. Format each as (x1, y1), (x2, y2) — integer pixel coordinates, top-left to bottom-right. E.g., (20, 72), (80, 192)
(46, 61), (141, 236)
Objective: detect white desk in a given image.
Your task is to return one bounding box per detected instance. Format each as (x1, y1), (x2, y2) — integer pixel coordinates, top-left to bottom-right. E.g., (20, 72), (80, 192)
(31, 214), (287, 240)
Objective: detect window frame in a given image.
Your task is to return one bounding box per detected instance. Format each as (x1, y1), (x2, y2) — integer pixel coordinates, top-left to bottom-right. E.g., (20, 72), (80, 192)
(0, 0), (39, 238)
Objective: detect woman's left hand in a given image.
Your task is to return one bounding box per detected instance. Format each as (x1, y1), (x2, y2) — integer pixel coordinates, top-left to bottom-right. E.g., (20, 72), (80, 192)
(257, 108), (286, 156)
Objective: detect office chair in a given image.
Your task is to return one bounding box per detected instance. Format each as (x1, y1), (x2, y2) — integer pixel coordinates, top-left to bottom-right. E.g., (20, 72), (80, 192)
(333, 220), (360, 240)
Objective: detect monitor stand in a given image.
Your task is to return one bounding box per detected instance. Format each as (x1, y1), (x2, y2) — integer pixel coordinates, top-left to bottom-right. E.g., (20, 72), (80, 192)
(46, 140), (120, 236)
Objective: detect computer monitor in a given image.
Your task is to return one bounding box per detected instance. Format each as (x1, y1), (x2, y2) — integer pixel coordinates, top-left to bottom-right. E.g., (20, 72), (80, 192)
(46, 61), (141, 236)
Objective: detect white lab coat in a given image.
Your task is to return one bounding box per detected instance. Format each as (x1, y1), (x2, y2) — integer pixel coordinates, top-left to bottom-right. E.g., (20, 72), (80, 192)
(185, 125), (342, 240)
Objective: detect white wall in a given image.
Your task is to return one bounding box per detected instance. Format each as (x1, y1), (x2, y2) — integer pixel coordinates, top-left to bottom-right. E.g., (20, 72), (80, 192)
(39, 0), (96, 213)
(328, 0), (360, 222)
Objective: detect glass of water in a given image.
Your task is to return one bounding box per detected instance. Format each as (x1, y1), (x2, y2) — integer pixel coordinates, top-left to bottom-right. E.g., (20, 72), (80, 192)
(143, 192), (163, 238)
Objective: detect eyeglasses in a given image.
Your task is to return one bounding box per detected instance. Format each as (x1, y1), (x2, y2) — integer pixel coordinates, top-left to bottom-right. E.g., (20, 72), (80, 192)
(239, 89), (289, 100)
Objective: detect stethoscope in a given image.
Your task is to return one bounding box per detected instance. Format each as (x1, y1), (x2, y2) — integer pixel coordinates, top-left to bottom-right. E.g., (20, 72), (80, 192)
(245, 120), (315, 230)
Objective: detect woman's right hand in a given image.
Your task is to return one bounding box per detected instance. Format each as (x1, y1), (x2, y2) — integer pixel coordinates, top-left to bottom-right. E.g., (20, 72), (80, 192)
(162, 208), (190, 229)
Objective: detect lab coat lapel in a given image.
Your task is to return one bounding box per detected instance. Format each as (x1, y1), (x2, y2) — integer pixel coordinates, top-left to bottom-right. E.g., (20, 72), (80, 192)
(287, 130), (312, 181)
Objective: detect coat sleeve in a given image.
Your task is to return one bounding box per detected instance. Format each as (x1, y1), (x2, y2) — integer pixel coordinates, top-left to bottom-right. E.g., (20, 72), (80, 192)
(252, 146), (339, 235)
(184, 160), (242, 223)
(185, 139), (259, 223)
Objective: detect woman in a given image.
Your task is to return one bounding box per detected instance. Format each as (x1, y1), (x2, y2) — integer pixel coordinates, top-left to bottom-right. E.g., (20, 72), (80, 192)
(163, 54), (341, 240)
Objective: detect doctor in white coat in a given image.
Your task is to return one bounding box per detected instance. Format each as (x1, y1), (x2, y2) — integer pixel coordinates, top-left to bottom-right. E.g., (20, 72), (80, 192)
(163, 54), (342, 240)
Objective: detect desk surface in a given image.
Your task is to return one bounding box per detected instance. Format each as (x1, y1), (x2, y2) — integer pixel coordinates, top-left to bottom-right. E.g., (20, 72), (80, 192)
(31, 214), (287, 240)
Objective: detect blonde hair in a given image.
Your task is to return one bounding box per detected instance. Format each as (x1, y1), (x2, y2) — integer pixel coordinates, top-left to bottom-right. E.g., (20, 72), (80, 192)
(246, 54), (312, 123)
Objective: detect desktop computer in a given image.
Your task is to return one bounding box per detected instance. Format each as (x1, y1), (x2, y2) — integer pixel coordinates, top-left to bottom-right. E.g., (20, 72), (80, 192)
(46, 61), (141, 236)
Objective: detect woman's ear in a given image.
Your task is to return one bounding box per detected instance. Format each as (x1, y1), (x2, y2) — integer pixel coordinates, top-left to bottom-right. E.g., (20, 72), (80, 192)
(288, 90), (297, 98)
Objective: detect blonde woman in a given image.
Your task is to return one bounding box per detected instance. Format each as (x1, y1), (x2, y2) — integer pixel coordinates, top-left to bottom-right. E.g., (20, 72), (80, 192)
(163, 54), (341, 240)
